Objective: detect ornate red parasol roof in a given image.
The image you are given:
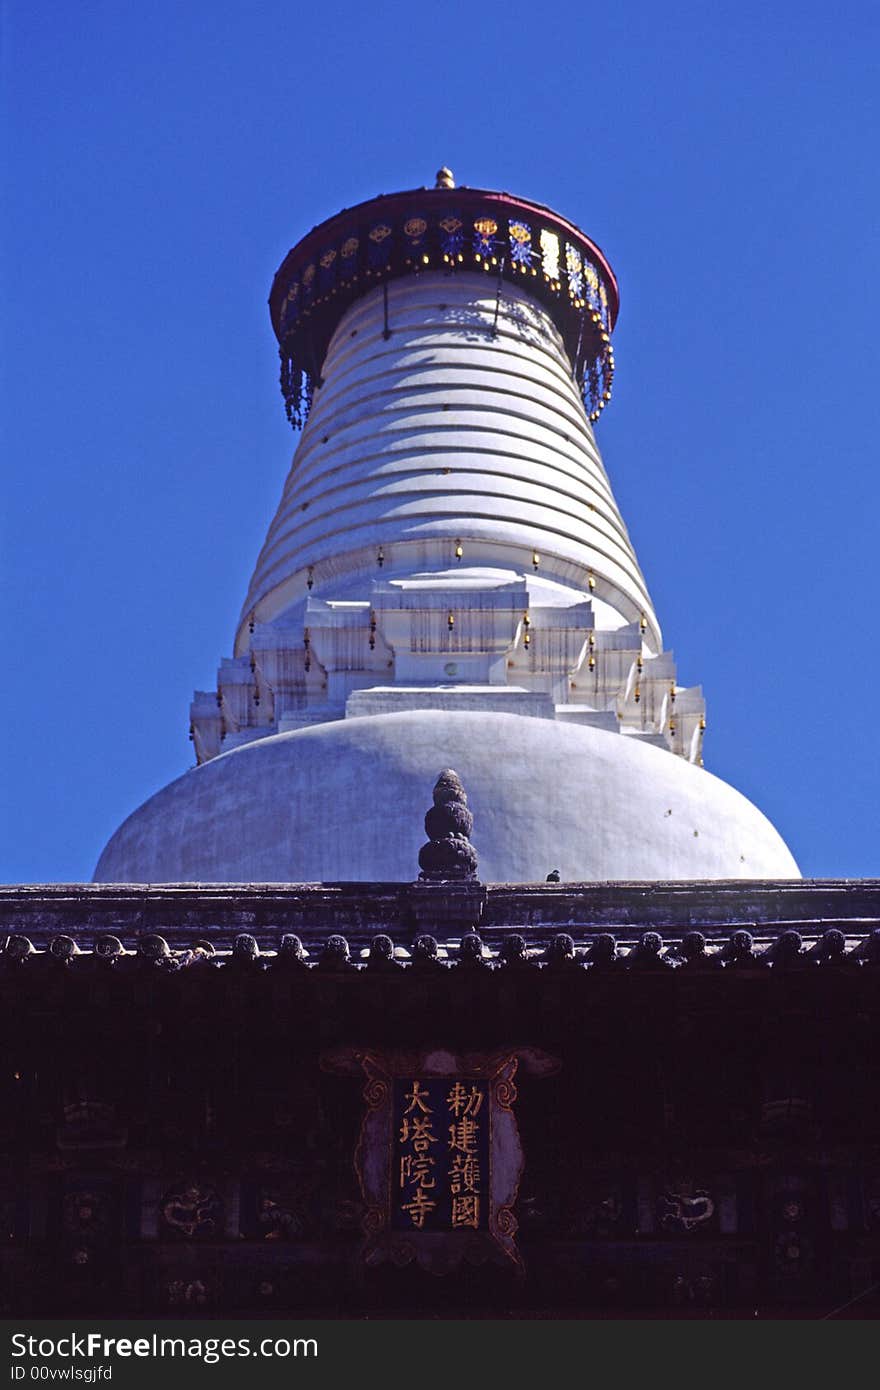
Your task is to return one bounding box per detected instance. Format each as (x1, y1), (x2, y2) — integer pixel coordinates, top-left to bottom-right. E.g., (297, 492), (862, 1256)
(269, 177), (619, 428)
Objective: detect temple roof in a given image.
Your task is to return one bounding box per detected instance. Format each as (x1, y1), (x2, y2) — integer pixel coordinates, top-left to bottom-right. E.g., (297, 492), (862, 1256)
(5, 879), (880, 971)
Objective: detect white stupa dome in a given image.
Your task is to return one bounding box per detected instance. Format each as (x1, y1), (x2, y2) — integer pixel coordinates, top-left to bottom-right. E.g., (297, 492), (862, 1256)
(94, 710), (797, 883)
(94, 177), (799, 885)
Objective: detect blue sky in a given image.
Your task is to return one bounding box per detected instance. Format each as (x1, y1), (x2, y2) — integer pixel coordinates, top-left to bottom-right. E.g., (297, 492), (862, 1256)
(2, 0), (879, 882)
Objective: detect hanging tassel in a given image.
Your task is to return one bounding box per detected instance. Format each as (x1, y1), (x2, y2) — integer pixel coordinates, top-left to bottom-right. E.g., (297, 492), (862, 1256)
(587, 357), (601, 417)
(280, 350), (306, 429)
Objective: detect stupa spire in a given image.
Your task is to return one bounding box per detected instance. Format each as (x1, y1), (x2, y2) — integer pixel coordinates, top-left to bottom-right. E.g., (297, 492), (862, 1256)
(184, 175), (706, 770)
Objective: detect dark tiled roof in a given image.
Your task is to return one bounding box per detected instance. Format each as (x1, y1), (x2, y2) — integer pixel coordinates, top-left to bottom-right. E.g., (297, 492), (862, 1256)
(3, 880), (880, 974)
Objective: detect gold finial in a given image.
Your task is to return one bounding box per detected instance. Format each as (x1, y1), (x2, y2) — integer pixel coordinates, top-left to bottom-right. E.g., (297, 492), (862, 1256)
(435, 166), (455, 189)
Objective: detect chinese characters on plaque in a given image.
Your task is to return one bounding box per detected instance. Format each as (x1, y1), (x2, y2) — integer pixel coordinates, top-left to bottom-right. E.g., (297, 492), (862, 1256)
(393, 1078), (489, 1232)
(321, 1046), (559, 1272)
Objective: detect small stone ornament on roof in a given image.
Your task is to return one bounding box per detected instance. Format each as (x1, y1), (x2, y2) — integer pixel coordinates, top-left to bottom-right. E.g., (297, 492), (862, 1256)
(417, 769), (479, 882)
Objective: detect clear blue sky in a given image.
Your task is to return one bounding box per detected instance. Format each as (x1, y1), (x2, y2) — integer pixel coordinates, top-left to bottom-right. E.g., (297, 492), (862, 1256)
(2, 0), (879, 883)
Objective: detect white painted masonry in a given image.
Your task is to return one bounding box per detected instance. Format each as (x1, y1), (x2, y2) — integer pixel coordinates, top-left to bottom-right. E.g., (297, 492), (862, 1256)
(95, 265), (799, 882)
